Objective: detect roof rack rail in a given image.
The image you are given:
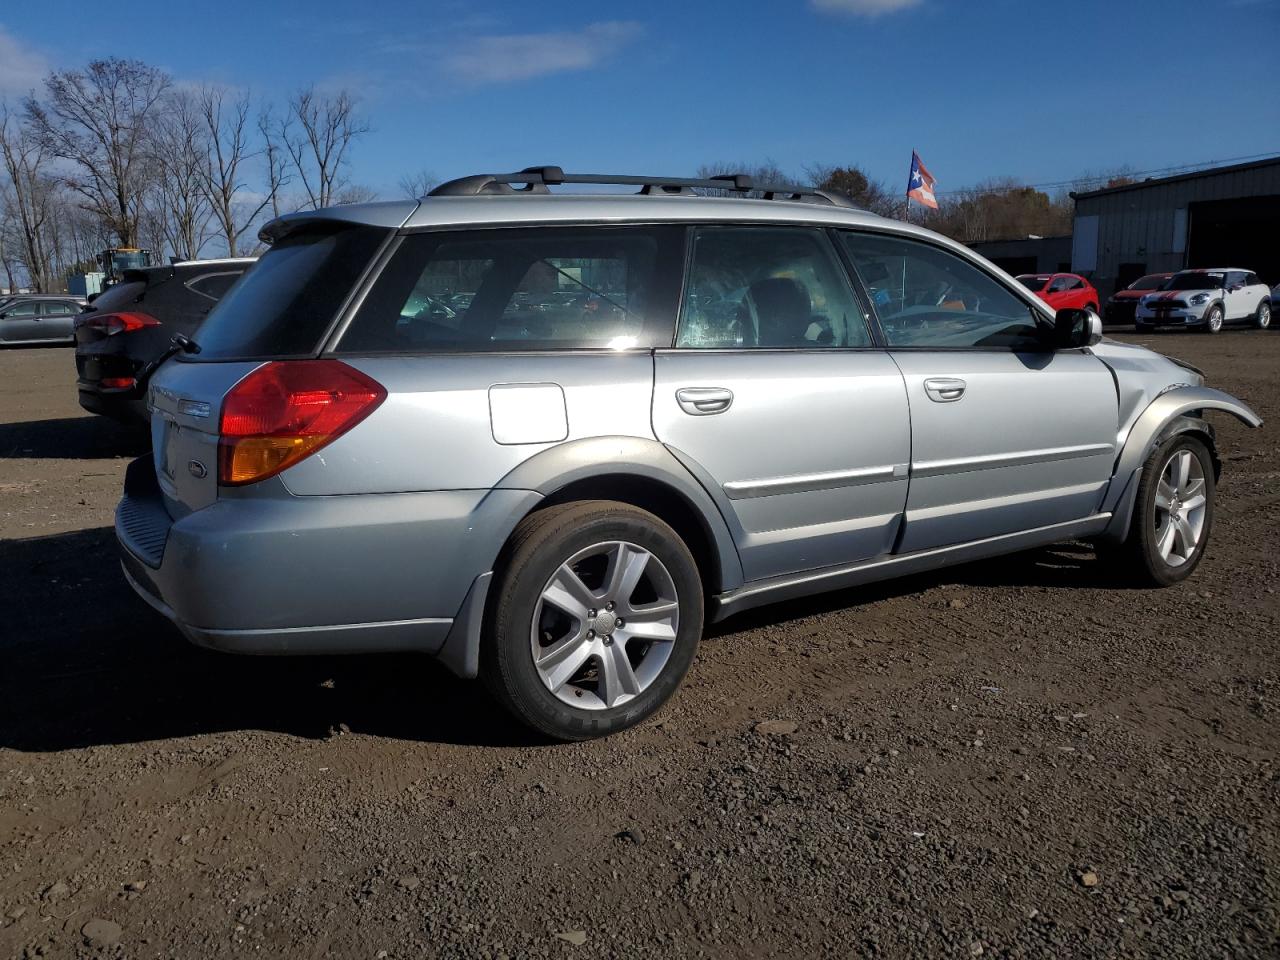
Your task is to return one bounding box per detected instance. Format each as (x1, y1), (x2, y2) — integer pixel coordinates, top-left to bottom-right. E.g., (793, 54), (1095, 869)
(426, 166), (860, 208)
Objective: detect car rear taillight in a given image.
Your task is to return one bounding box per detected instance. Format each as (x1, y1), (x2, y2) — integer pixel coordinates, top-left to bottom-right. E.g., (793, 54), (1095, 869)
(78, 311), (161, 336)
(217, 360), (386, 486)
(101, 377), (135, 389)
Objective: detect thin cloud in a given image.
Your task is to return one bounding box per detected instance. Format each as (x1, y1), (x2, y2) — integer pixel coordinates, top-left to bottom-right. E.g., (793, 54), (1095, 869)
(0, 25), (49, 98)
(440, 21), (643, 86)
(811, 0), (924, 16)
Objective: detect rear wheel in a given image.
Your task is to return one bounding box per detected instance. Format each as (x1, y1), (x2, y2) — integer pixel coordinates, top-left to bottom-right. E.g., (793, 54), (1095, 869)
(1205, 305), (1224, 333)
(1255, 300), (1271, 330)
(481, 501), (703, 741)
(1111, 435), (1215, 587)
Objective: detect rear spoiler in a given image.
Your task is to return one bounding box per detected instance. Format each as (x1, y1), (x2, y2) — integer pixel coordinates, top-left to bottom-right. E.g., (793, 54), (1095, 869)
(258, 200), (420, 245)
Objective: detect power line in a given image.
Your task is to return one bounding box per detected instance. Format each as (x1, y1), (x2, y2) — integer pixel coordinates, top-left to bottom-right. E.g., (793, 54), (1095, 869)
(933, 150), (1280, 198)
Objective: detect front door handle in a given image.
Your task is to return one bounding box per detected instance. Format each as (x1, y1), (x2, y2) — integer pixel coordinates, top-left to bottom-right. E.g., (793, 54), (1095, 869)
(676, 387), (734, 416)
(923, 377), (966, 402)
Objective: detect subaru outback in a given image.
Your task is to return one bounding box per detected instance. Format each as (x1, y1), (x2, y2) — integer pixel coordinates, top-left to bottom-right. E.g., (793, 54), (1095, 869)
(116, 167), (1262, 740)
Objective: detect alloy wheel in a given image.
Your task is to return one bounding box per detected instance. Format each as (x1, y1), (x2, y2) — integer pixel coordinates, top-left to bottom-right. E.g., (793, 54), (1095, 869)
(530, 541), (680, 710)
(1206, 307), (1223, 333)
(1154, 449), (1207, 567)
(1258, 303), (1271, 329)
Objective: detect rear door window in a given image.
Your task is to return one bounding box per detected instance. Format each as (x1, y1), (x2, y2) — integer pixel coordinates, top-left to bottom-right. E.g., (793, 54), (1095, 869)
(338, 225), (684, 353)
(191, 224), (389, 360)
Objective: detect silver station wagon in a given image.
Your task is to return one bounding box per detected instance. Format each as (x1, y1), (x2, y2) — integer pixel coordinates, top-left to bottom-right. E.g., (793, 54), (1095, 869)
(117, 167), (1262, 740)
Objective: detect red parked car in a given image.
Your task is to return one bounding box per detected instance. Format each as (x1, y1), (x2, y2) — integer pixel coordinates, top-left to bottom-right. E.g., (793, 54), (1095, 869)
(1016, 272), (1100, 313)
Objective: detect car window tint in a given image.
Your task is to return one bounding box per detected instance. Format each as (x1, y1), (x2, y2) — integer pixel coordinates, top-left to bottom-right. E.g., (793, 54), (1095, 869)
(3, 301), (40, 317)
(840, 231), (1046, 349)
(88, 280), (146, 311)
(339, 225), (683, 352)
(192, 224), (389, 360)
(677, 227), (870, 348)
(186, 272), (242, 301)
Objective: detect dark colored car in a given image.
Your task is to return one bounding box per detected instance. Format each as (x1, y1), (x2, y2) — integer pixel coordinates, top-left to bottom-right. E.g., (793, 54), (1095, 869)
(0, 295), (88, 346)
(1104, 273), (1173, 326)
(75, 258), (254, 421)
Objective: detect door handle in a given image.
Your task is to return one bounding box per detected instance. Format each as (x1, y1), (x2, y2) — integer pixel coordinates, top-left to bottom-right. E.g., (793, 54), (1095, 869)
(923, 377), (966, 402)
(676, 387), (734, 416)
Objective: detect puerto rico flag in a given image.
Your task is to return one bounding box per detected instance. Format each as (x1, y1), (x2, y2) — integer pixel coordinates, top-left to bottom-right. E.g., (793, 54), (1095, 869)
(906, 151), (938, 209)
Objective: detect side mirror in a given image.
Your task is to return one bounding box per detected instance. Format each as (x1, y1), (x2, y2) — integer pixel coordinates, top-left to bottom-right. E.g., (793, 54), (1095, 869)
(1053, 307), (1103, 348)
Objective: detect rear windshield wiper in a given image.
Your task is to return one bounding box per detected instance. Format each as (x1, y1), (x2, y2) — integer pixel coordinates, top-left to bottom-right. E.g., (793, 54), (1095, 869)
(133, 334), (202, 395)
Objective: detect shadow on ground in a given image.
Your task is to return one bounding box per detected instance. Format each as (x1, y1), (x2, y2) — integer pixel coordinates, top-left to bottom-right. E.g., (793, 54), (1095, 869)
(1, 523), (1128, 753)
(0, 526), (540, 752)
(0, 415), (148, 459)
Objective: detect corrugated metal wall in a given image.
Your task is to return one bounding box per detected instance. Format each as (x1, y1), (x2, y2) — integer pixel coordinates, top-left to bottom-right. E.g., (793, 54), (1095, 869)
(1073, 160), (1280, 297)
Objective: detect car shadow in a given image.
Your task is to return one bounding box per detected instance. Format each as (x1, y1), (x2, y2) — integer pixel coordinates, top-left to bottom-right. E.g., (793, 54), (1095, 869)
(708, 540), (1133, 638)
(0, 526), (540, 752)
(0, 415), (149, 459)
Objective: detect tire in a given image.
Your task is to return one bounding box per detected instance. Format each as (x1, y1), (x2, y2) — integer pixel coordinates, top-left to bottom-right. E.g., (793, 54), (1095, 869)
(1112, 435), (1215, 587)
(480, 500), (703, 741)
(1255, 300), (1271, 330)
(1085, 302), (1098, 314)
(1134, 321), (1150, 332)
(1204, 304), (1224, 333)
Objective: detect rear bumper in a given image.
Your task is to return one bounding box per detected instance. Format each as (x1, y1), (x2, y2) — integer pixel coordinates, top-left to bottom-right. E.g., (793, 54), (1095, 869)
(115, 456), (538, 657)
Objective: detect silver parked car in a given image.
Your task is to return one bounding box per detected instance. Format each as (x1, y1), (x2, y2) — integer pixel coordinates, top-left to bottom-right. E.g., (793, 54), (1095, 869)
(117, 168), (1262, 740)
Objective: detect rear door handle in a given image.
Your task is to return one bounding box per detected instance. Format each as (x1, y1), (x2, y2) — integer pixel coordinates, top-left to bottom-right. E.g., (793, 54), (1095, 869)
(676, 387), (734, 416)
(923, 377), (966, 402)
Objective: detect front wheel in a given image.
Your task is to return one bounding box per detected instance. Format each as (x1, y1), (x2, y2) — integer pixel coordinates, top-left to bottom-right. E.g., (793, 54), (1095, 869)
(1112, 435), (1215, 587)
(1255, 301), (1271, 330)
(1204, 305), (1224, 333)
(481, 501), (703, 741)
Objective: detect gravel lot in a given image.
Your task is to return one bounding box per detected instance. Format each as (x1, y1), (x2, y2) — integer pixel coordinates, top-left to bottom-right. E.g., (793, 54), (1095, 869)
(1, 333), (1276, 959)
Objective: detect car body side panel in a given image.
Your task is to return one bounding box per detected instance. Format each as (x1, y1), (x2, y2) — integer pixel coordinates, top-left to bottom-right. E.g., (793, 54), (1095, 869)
(281, 354), (657, 495)
(890, 349), (1118, 553)
(652, 350), (911, 581)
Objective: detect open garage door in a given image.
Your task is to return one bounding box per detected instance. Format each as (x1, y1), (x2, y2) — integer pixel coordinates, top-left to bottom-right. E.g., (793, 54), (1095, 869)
(1187, 195), (1280, 286)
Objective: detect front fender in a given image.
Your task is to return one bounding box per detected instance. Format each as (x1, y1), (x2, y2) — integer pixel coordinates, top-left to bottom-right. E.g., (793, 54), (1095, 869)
(1099, 386), (1262, 539)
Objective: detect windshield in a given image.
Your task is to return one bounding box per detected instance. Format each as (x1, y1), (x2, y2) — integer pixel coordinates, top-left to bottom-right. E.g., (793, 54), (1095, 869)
(1128, 274), (1169, 291)
(190, 223), (388, 360)
(1017, 276), (1050, 291)
(1166, 272), (1224, 291)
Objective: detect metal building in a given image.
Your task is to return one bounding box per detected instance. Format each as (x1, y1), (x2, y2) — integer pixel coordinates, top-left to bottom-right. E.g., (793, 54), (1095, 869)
(969, 235), (1072, 277)
(1071, 156), (1280, 298)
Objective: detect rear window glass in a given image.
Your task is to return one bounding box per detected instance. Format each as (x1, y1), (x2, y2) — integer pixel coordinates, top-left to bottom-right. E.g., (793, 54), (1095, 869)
(88, 280), (146, 311)
(190, 224), (388, 360)
(337, 225), (684, 353)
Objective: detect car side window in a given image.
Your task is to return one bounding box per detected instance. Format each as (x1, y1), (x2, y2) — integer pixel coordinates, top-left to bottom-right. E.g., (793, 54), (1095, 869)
(839, 230), (1047, 350)
(677, 226), (871, 348)
(3, 301), (40, 318)
(339, 225), (684, 352)
(1064, 277), (1084, 290)
(187, 273), (242, 301)
(1245, 273), (1260, 287)
(1047, 276), (1068, 293)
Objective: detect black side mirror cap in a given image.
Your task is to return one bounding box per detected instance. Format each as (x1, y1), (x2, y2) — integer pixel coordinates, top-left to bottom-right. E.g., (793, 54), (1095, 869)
(1053, 307), (1103, 348)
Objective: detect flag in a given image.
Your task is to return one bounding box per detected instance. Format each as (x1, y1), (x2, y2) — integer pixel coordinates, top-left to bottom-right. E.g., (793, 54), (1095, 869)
(906, 151), (938, 209)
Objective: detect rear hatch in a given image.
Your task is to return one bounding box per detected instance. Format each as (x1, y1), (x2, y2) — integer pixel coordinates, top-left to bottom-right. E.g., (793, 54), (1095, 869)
(146, 219), (395, 519)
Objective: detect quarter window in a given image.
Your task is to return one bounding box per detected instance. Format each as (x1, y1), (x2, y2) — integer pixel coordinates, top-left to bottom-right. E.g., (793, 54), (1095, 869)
(677, 226), (871, 348)
(339, 226), (683, 352)
(839, 231), (1047, 349)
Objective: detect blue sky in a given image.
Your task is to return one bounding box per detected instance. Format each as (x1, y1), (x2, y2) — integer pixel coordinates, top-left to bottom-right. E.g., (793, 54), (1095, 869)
(2, 0), (1278, 199)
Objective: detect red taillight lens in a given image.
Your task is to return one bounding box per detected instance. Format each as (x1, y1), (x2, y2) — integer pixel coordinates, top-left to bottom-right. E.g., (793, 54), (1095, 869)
(78, 311), (161, 336)
(217, 360), (386, 486)
(100, 376), (135, 389)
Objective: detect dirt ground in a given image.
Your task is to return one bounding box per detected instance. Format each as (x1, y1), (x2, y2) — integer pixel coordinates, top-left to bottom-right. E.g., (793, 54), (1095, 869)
(0, 332), (1276, 960)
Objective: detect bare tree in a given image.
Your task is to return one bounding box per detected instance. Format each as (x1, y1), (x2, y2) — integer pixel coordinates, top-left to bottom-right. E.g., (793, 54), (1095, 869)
(147, 90), (213, 261)
(0, 102), (59, 290)
(25, 58), (171, 247)
(334, 184), (378, 205)
(695, 161), (793, 198)
(198, 86), (273, 257)
(397, 168), (438, 199)
(280, 87), (369, 210)
(257, 106), (291, 221)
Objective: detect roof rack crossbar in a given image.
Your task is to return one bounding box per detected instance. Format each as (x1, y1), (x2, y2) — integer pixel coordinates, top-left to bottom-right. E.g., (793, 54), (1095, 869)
(427, 167), (860, 208)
